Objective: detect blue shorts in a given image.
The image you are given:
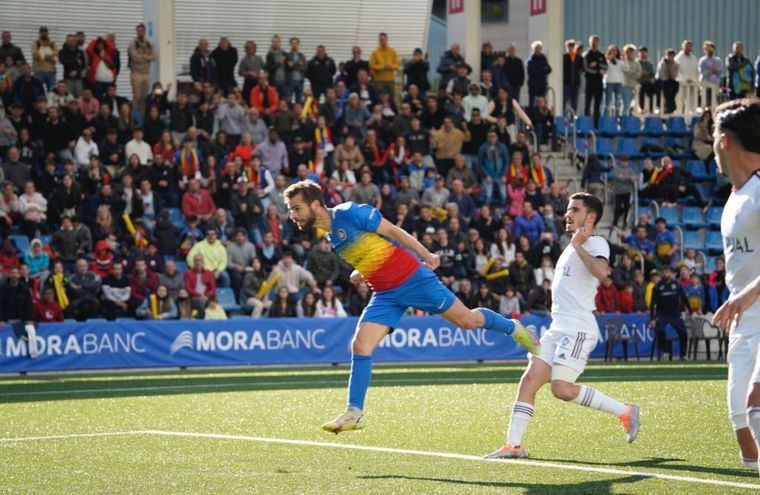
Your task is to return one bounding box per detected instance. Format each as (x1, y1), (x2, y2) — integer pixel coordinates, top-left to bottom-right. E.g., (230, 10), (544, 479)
(359, 267), (457, 329)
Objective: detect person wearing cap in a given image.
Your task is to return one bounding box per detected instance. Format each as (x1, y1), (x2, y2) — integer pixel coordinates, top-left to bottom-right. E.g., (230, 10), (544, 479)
(31, 27), (57, 93)
(128, 23), (157, 115)
(463, 83), (488, 122)
(563, 39), (584, 112)
(370, 33), (400, 99)
(649, 264), (689, 360)
(186, 227), (230, 288)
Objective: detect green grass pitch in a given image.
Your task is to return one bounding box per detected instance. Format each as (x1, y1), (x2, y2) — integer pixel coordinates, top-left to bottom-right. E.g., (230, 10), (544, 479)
(0, 361), (758, 494)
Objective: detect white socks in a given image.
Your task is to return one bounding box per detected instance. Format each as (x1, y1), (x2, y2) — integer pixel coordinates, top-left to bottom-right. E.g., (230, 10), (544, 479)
(747, 407), (760, 473)
(25, 324), (39, 359)
(570, 385), (628, 417)
(506, 401), (534, 447)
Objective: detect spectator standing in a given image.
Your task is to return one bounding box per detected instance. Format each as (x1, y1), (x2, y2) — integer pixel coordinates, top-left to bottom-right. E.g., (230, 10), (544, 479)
(254, 127), (289, 177)
(654, 217), (678, 266)
(563, 39), (584, 112)
(266, 35), (287, 96)
(128, 23), (157, 116)
(239, 41), (264, 101)
(404, 48), (430, 96)
(214, 93), (247, 146)
(527, 41), (551, 107)
(698, 41), (723, 110)
(726, 41), (753, 99)
(610, 155), (636, 228)
(190, 38), (215, 84)
(0, 31), (25, 65)
(583, 35), (607, 125)
(674, 40), (699, 115)
(504, 44), (525, 103)
(211, 37), (238, 96)
(595, 276), (619, 313)
(603, 44), (624, 117)
(12, 64), (45, 114)
(370, 33), (400, 98)
(305, 45), (336, 98)
(31, 27), (57, 93)
(285, 37), (307, 103)
(86, 36), (117, 100)
(59, 34), (86, 98)
(620, 44), (641, 116)
(657, 49), (680, 114)
(437, 43), (468, 89)
(344, 46), (370, 89)
(649, 265), (688, 360)
(0, 267), (32, 328)
(430, 117), (470, 178)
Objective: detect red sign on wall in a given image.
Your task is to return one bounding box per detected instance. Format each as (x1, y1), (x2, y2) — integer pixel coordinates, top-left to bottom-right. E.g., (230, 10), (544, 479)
(530, 0), (547, 16)
(448, 0), (464, 14)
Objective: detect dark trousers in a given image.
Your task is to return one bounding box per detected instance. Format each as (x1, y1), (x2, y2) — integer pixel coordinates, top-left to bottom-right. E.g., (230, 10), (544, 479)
(655, 316), (687, 358)
(242, 77), (258, 103)
(639, 81), (660, 111)
(436, 158), (455, 179)
(613, 192), (631, 227)
(661, 80), (679, 114)
(584, 78), (603, 126)
(564, 83), (580, 112)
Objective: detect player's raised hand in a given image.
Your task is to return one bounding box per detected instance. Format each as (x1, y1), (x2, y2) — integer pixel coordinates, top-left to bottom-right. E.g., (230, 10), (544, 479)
(571, 215), (594, 248)
(423, 253), (441, 271)
(713, 286), (758, 332)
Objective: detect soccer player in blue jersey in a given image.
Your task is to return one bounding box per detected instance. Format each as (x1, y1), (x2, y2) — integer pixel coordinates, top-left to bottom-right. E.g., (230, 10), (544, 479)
(284, 180), (540, 433)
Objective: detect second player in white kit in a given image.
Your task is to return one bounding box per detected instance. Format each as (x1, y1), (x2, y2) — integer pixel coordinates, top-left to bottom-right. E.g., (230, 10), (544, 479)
(710, 97), (760, 473)
(485, 193), (640, 460)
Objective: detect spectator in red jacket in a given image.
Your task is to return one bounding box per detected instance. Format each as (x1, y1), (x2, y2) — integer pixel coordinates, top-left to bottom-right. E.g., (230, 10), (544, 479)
(249, 73), (279, 120)
(617, 283), (634, 313)
(181, 178), (216, 223)
(184, 253), (216, 316)
(128, 258), (159, 313)
(86, 36), (118, 99)
(33, 286), (64, 323)
(595, 275), (619, 313)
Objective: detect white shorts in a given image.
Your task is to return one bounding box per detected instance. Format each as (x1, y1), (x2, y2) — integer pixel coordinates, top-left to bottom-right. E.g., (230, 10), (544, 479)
(534, 314), (600, 383)
(727, 316), (760, 430)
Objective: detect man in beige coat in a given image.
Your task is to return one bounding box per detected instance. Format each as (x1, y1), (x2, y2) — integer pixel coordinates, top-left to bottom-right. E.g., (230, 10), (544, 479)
(128, 23), (157, 115)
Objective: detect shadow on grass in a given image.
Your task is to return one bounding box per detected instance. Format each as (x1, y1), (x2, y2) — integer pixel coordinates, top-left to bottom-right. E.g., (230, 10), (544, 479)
(530, 456), (756, 480)
(0, 364), (726, 404)
(359, 474), (648, 494)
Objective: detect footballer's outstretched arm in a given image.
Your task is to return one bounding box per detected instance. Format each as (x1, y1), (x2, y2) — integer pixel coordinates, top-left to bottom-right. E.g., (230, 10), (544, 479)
(713, 272), (760, 331)
(376, 218), (440, 270)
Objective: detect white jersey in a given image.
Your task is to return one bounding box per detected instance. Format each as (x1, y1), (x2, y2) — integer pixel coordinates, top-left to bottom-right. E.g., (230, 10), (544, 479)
(551, 235), (609, 320)
(721, 171), (760, 332)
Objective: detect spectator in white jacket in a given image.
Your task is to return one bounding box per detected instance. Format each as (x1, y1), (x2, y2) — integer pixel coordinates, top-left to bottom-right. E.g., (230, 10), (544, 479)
(620, 44), (641, 117)
(674, 40), (699, 115)
(315, 286), (347, 317)
(124, 127), (153, 165)
(603, 45), (624, 117)
(462, 83), (488, 122)
(18, 181), (48, 238)
(73, 129), (99, 169)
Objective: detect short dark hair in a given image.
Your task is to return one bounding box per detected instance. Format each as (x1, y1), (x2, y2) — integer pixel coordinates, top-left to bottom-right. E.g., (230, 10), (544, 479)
(714, 97), (760, 153)
(569, 192), (604, 226)
(283, 180), (325, 207)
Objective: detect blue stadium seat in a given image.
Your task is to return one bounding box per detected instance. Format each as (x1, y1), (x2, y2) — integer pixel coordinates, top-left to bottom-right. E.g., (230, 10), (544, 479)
(665, 138), (692, 159)
(38, 234), (52, 246)
(705, 256), (717, 273)
(659, 206), (681, 227)
(9, 235), (29, 252)
(643, 116), (665, 136)
(574, 138), (591, 155)
(682, 207), (707, 229)
(667, 116), (690, 137)
(167, 208), (184, 229)
(686, 160), (709, 181)
(174, 261), (189, 274)
(705, 231), (723, 253)
(595, 138), (614, 156)
(706, 158), (718, 178)
(637, 206), (653, 220)
(231, 315), (252, 320)
(615, 138), (642, 158)
(620, 116), (641, 136)
(640, 137), (664, 158)
(575, 116), (594, 136)
(217, 287), (242, 314)
(555, 116), (571, 136)
(706, 207), (723, 228)
(597, 117), (619, 136)
(682, 231), (704, 251)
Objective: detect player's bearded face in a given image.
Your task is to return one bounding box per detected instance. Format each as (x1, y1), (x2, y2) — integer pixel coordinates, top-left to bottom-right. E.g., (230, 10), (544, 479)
(296, 205), (317, 230)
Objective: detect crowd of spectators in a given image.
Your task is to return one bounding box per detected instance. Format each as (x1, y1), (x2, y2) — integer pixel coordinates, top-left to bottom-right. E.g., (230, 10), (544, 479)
(0, 25), (750, 330)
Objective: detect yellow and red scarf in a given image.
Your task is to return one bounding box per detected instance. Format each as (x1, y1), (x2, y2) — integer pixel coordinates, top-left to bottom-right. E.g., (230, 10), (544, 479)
(180, 148), (200, 179)
(530, 165), (547, 188)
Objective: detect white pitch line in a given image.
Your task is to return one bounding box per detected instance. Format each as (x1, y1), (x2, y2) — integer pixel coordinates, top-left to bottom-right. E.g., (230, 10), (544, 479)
(0, 431), (139, 443)
(0, 429), (756, 490)
(0, 373), (725, 398)
(142, 430), (760, 490)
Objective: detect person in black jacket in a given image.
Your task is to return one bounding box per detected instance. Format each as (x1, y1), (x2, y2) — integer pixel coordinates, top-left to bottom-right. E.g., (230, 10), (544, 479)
(527, 41), (552, 107)
(0, 266), (33, 324)
(404, 48), (430, 96)
(504, 44), (525, 103)
(210, 37), (238, 96)
(190, 39), (215, 84)
(649, 265), (689, 360)
(563, 39), (584, 112)
(59, 34), (87, 97)
(343, 46), (370, 88)
(305, 45), (336, 98)
(583, 35), (607, 126)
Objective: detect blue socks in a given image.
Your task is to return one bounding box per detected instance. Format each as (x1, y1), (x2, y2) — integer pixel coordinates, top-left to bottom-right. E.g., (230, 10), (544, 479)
(477, 308), (515, 335)
(347, 354), (373, 410)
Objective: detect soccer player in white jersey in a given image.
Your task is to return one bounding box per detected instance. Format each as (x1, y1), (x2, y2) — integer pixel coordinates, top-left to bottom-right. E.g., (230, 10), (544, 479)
(485, 192), (639, 459)
(710, 97), (760, 473)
